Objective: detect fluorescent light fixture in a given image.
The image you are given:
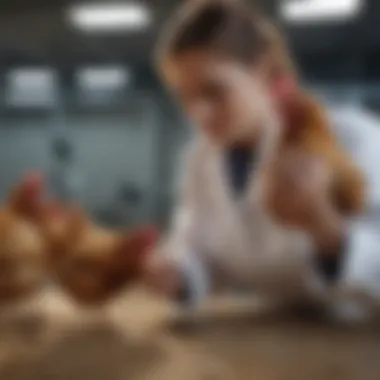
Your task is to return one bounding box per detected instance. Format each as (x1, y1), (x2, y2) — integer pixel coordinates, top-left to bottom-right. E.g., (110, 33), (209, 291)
(76, 66), (131, 104)
(5, 68), (57, 107)
(68, 3), (152, 32)
(280, 0), (363, 24)
(10, 69), (55, 88)
(77, 66), (130, 90)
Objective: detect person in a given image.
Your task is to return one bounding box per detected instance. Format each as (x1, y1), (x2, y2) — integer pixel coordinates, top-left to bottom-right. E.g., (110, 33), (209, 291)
(142, 0), (380, 322)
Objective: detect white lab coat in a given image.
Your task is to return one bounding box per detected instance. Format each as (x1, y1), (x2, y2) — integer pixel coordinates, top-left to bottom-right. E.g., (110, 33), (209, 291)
(163, 104), (380, 322)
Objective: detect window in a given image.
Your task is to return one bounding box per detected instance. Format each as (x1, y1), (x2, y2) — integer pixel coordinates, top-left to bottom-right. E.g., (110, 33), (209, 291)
(75, 66), (131, 105)
(5, 68), (57, 108)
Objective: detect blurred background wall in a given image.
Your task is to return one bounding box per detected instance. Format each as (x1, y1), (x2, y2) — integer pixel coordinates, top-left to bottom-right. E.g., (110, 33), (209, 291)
(0, 0), (377, 228)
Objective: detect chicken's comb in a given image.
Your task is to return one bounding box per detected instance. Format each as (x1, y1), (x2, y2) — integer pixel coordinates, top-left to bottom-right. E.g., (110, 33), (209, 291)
(271, 76), (307, 133)
(10, 172), (44, 216)
(271, 76), (297, 101)
(21, 172), (44, 200)
(126, 226), (159, 253)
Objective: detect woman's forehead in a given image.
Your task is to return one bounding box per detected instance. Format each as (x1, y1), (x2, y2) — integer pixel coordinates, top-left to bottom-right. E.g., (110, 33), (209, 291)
(163, 51), (242, 86)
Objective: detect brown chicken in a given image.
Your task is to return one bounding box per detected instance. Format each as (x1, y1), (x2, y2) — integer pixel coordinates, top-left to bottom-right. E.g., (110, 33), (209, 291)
(0, 174), (158, 306)
(278, 91), (366, 216)
(41, 206), (158, 305)
(0, 176), (49, 304)
(263, 21), (366, 217)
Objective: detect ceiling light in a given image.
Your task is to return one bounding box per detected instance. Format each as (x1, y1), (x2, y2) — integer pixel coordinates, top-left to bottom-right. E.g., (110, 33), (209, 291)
(68, 3), (152, 32)
(280, 0), (363, 24)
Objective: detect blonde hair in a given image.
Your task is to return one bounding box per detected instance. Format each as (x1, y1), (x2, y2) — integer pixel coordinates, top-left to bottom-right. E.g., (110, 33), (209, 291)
(156, 0), (297, 80)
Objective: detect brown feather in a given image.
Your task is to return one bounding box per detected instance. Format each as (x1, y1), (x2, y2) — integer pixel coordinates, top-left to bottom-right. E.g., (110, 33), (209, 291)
(280, 93), (366, 216)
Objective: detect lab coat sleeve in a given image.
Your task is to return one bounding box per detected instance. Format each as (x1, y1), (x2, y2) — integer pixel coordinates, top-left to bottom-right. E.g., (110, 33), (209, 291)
(331, 219), (380, 322)
(161, 141), (212, 306)
(327, 107), (380, 320)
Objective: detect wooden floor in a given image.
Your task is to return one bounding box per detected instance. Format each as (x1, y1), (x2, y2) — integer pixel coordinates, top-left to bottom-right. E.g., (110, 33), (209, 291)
(0, 287), (379, 380)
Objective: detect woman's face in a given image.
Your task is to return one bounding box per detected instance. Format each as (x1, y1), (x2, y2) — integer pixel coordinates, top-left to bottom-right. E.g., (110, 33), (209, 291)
(163, 50), (275, 146)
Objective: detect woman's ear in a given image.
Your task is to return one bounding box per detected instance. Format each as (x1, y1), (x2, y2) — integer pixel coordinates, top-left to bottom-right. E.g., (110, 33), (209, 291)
(254, 52), (297, 100)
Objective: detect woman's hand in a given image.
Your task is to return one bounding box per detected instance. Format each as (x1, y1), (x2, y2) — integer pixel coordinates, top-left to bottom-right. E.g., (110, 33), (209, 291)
(141, 251), (185, 297)
(264, 149), (346, 253)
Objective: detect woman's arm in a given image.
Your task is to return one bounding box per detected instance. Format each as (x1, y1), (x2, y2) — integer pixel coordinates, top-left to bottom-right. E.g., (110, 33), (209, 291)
(145, 141), (215, 306)
(162, 203), (212, 305)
